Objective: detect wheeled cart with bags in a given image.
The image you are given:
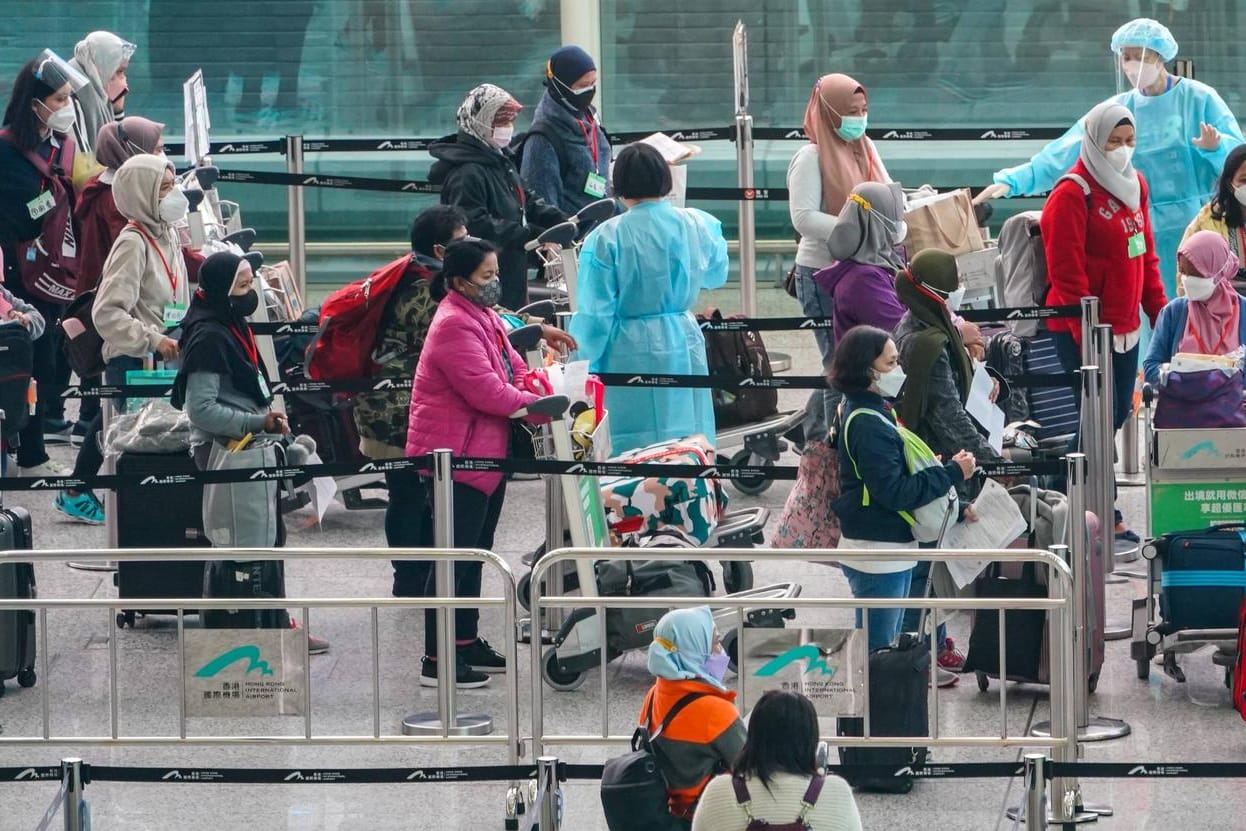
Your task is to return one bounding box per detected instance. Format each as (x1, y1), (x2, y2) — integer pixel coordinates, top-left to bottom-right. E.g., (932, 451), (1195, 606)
(1131, 382), (1246, 685)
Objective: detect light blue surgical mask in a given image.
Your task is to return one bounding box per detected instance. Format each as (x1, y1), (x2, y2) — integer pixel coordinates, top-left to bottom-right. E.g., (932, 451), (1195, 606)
(835, 114), (868, 142)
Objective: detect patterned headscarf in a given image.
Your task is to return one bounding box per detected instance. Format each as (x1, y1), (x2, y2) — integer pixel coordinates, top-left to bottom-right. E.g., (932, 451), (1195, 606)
(456, 83), (523, 147)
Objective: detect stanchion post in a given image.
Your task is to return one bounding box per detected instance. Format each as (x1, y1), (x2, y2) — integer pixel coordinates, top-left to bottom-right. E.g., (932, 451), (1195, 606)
(1022, 753), (1048, 831)
(62, 757), (83, 831)
(537, 756), (560, 831)
(1094, 325), (1118, 563)
(1067, 452), (1092, 730)
(1079, 297), (1101, 367)
(732, 21), (757, 318)
(402, 449), (493, 737)
(285, 135), (307, 302)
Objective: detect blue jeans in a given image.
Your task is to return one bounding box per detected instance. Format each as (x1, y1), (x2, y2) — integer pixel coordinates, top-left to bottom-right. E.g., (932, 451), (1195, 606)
(794, 264), (840, 441)
(841, 565), (914, 652)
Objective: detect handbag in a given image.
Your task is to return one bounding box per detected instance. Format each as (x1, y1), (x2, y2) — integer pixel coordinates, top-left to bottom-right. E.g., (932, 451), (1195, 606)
(202, 436), (283, 547)
(59, 290), (106, 378)
(902, 188), (985, 257)
(774, 439), (842, 551)
(600, 692), (705, 831)
(1154, 367), (1246, 429)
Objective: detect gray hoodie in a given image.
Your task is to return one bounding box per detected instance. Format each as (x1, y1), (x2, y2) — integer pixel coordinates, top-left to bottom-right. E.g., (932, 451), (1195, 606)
(92, 154), (188, 362)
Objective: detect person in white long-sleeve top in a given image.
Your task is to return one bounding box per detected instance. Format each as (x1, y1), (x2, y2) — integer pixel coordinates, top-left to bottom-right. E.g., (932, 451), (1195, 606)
(692, 690), (863, 831)
(788, 72), (891, 439)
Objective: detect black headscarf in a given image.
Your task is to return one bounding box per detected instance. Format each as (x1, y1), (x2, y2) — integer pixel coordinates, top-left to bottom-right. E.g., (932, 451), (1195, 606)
(171, 251), (271, 411)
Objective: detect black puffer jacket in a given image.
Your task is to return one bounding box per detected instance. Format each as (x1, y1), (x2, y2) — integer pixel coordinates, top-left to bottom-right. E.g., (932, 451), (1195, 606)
(428, 131), (566, 309)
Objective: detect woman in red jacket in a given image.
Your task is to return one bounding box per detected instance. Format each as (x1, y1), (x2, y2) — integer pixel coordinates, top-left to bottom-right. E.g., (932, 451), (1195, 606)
(1041, 101), (1167, 542)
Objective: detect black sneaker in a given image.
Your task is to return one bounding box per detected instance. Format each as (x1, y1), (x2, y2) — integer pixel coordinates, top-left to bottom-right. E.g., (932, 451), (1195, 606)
(458, 637), (507, 673)
(419, 655), (490, 689)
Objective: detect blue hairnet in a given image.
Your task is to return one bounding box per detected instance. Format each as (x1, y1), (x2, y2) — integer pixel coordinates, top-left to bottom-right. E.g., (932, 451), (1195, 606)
(1110, 18), (1178, 62)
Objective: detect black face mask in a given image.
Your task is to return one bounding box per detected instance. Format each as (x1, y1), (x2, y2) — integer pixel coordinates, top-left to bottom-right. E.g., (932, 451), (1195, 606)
(230, 289), (259, 317)
(567, 86), (596, 112)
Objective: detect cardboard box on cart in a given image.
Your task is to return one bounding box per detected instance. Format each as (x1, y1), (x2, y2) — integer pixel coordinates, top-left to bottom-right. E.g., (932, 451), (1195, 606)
(1150, 427), (1246, 535)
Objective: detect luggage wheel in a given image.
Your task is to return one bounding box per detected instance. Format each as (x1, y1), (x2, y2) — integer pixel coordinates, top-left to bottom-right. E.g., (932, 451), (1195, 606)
(341, 487), (388, 511)
(115, 611), (136, 629)
(725, 449), (774, 497)
(976, 671), (989, 692)
(1135, 657), (1151, 681)
(1162, 651), (1187, 683)
(17, 668), (35, 688)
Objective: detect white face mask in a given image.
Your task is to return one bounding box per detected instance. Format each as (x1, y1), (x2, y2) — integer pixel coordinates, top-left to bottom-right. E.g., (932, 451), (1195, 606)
(1123, 59), (1162, 90)
(944, 285), (966, 313)
(1182, 274), (1217, 302)
(37, 101), (75, 134)
(874, 365), (906, 398)
(158, 188), (190, 225)
(491, 124), (515, 148)
(1234, 184), (1246, 208)
(1106, 145), (1135, 173)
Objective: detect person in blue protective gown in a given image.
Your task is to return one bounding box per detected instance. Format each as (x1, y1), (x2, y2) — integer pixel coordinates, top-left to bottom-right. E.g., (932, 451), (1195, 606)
(569, 143), (728, 454)
(976, 17), (1244, 303)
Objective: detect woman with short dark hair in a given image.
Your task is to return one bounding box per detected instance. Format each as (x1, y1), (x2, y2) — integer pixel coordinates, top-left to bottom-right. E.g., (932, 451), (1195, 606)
(692, 691), (862, 830)
(830, 325), (974, 652)
(569, 142), (728, 453)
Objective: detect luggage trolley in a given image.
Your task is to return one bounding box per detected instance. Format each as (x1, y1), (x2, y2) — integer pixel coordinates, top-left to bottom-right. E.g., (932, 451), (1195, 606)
(1131, 383), (1246, 685)
(516, 397), (799, 691)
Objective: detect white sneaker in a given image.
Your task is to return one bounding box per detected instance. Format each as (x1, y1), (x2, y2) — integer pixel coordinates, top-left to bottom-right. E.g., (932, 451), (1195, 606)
(19, 460), (70, 477)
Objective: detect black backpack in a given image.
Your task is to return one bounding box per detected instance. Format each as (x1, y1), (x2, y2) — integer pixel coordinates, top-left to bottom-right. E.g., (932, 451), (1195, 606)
(0, 323), (33, 438)
(698, 308), (778, 428)
(600, 692), (705, 831)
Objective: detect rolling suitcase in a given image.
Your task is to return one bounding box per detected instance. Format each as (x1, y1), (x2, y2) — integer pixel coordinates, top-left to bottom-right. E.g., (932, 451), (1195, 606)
(201, 560), (289, 630)
(0, 503), (36, 697)
(1149, 523), (1246, 635)
(113, 452), (210, 628)
(1023, 332), (1080, 446)
(836, 633), (930, 793)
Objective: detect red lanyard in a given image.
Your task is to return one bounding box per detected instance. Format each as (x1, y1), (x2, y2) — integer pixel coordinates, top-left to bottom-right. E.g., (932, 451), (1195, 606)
(127, 221), (177, 294)
(576, 115), (600, 166)
(1189, 310), (1235, 355)
(229, 323), (259, 367)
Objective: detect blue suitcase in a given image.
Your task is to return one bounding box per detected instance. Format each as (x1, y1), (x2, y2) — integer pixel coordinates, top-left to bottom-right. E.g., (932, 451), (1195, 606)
(1152, 524), (1246, 635)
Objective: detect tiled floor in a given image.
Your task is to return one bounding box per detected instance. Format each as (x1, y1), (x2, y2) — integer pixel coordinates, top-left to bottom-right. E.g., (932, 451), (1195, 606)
(1, 287), (1243, 829)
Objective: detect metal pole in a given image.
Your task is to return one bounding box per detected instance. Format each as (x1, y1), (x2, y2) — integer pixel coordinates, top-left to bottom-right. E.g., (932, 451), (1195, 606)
(537, 756), (560, 831)
(732, 22), (757, 318)
(286, 135), (307, 302)
(62, 757), (83, 831)
(402, 449), (493, 736)
(1079, 297), (1100, 367)
(1022, 753), (1048, 831)
(1095, 323), (1139, 570)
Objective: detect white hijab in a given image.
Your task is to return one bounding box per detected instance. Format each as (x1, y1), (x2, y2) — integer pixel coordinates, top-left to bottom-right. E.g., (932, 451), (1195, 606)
(1080, 101), (1141, 211)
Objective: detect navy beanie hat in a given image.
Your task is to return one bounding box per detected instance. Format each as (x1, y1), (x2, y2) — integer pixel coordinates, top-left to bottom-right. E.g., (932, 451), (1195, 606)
(546, 45), (596, 87)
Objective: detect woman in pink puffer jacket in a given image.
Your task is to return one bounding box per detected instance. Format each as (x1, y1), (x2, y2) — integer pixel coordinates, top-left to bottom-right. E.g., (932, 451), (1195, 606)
(404, 238), (539, 689)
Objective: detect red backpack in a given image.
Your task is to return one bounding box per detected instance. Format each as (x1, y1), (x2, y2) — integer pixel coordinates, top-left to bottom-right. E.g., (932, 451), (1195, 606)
(306, 253), (416, 381)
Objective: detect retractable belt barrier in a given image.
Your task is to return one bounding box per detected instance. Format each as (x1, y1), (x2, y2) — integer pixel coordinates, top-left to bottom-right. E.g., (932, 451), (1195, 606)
(0, 451), (1057, 492)
(163, 125), (1070, 158)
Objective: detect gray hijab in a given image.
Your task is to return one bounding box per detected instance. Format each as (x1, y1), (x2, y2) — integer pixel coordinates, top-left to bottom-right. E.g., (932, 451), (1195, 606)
(1080, 101), (1140, 211)
(827, 180), (906, 268)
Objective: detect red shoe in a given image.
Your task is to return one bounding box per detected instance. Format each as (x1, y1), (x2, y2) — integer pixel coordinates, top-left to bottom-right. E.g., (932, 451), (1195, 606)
(938, 637), (966, 672)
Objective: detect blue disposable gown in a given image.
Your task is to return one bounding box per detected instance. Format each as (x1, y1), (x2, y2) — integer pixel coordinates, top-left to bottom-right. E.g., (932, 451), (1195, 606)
(569, 201), (729, 454)
(995, 79), (1244, 301)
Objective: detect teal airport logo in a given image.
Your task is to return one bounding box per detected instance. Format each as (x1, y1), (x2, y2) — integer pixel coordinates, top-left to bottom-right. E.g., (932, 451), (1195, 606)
(1181, 441), (1223, 461)
(194, 645), (274, 678)
(755, 644), (837, 678)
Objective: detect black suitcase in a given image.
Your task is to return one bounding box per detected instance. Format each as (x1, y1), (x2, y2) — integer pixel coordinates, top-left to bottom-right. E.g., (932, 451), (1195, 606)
(837, 634), (930, 793)
(1150, 523), (1246, 635)
(113, 452), (210, 628)
(0, 504), (36, 697)
(202, 560), (289, 630)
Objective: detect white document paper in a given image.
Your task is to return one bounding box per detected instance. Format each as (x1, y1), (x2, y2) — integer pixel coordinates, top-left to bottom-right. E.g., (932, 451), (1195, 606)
(942, 478), (1028, 589)
(965, 362), (1007, 454)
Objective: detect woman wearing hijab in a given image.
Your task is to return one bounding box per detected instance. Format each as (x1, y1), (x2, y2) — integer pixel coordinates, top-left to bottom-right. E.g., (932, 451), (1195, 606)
(788, 73), (891, 439)
(75, 117), (165, 296)
(520, 45), (612, 214)
(68, 31), (136, 179)
(639, 606), (746, 828)
(428, 83), (567, 310)
(56, 154), (187, 524)
(813, 181), (908, 347)
(1144, 230), (1246, 385)
(1042, 101), (1166, 543)
(1180, 145), (1246, 290)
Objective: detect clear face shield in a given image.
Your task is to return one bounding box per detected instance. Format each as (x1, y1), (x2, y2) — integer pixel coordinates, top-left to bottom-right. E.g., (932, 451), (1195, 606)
(32, 49), (89, 93)
(1115, 46), (1167, 95)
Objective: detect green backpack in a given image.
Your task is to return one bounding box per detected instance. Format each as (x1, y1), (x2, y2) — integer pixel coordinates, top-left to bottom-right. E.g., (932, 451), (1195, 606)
(842, 407), (957, 543)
